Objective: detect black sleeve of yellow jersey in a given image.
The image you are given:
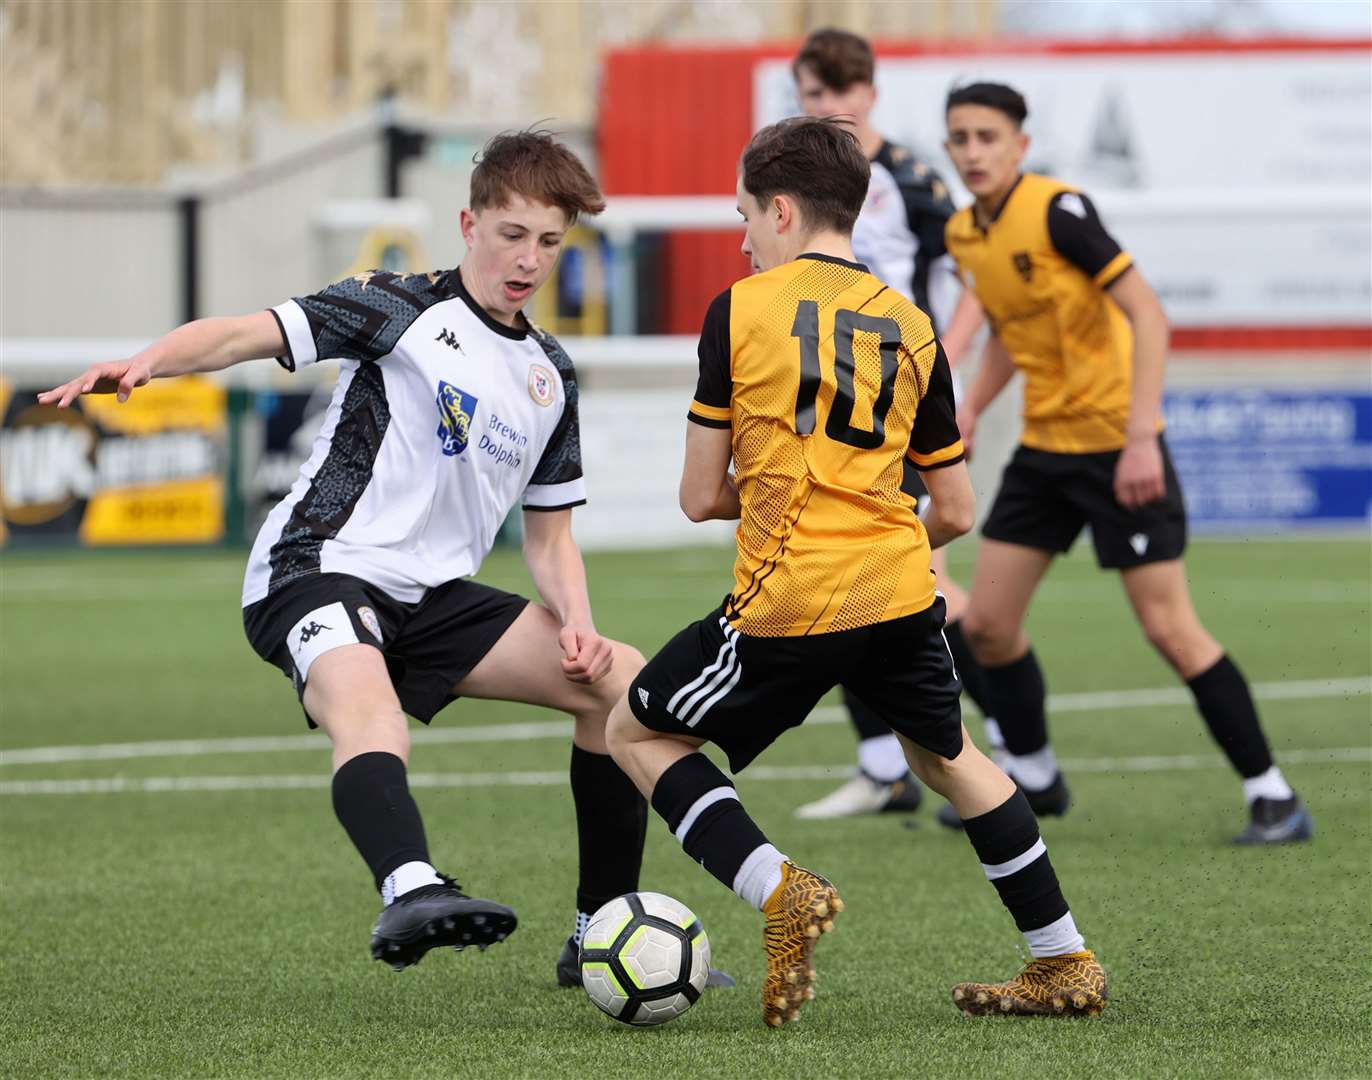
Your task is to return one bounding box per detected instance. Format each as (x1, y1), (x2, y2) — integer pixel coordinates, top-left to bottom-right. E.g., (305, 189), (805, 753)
(907, 341), (966, 471)
(687, 289), (732, 429)
(1046, 191), (1134, 289)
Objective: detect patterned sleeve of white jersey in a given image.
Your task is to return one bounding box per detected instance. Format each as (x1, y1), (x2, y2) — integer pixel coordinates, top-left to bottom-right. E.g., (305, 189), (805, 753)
(878, 144), (958, 318)
(268, 270), (439, 371)
(523, 330), (588, 512)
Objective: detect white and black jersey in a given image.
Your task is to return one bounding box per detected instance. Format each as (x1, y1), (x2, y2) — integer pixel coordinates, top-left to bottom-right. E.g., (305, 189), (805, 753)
(242, 268), (585, 608)
(852, 141), (960, 332)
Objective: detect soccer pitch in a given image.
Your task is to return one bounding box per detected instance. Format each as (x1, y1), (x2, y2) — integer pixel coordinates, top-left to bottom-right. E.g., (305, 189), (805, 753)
(2, 538), (1369, 1078)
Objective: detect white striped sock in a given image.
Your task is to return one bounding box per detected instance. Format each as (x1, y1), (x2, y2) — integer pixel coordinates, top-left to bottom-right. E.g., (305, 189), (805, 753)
(381, 860), (442, 905)
(1007, 746), (1058, 790)
(1242, 765), (1293, 804)
(1024, 911), (1085, 957)
(674, 786), (738, 843)
(732, 843), (787, 910)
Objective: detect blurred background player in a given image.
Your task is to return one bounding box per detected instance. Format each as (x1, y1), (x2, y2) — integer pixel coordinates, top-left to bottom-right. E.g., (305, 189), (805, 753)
(38, 132), (668, 975)
(608, 117), (1107, 1026)
(789, 28), (1002, 821)
(942, 83), (1313, 844)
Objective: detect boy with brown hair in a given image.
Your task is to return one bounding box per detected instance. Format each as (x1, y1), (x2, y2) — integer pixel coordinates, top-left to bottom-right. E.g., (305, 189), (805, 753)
(790, 28), (1002, 821)
(42, 131), (668, 977)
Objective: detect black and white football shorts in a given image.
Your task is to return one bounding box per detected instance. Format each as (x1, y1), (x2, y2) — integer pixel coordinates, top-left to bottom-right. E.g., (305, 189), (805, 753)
(628, 597), (964, 773)
(243, 572), (528, 726)
(982, 437), (1188, 569)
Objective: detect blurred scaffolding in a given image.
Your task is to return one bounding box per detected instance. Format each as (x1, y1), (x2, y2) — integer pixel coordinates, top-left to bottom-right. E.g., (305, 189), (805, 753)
(0, 0), (998, 187)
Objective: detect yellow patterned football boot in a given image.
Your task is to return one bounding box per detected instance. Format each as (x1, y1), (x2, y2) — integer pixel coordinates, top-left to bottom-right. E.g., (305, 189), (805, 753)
(761, 862), (843, 1027)
(952, 950), (1107, 1017)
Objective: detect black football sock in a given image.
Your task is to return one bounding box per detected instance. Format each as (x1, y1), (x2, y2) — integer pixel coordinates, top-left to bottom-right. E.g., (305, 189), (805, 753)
(983, 648), (1050, 757)
(651, 753), (786, 910)
(331, 751), (433, 893)
(945, 620), (996, 720)
(1187, 654), (1275, 779)
(962, 790), (1084, 957)
(571, 744), (648, 940)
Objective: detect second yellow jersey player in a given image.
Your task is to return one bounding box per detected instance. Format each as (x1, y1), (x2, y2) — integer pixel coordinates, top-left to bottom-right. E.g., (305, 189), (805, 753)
(944, 171), (1145, 455)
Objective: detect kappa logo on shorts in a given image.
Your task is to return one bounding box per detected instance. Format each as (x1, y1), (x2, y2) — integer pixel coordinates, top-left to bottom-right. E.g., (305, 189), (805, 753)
(298, 620), (332, 645)
(287, 602), (360, 683)
(637, 687), (650, 709)
(436, 380), (479, 457)
(357, 606), (383, 643)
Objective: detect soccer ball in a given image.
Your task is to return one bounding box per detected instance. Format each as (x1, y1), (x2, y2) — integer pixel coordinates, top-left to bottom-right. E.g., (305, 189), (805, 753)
(579, 891), (710, 1026)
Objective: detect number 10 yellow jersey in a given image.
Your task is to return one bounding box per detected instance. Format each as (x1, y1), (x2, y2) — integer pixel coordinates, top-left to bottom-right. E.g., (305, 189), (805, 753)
(688, 253), (964, 637)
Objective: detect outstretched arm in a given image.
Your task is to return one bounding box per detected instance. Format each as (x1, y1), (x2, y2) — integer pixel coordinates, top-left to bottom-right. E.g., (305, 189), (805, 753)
(521, 507), (614, 684)
(38, 311), (284, 406)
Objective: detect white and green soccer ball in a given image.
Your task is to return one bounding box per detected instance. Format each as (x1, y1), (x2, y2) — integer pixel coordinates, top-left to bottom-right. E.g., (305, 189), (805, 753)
(579, 892), (710, 1026)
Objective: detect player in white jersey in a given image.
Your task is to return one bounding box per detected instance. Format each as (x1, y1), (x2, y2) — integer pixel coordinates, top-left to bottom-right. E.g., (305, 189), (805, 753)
(789, 29), (1003, 822)
(40, 132), (736, 985)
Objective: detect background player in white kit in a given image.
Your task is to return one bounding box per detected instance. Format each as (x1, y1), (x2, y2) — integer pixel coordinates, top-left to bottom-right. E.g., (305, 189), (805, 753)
(789, 29), (1001, 821)
(38, 132), (691, 979)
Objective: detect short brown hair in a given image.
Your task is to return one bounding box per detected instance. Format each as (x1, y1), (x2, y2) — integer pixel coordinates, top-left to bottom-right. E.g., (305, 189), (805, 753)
(740, 117), (869, 234)
(792, 28), (874, 91)
(470, 130), (606, 223)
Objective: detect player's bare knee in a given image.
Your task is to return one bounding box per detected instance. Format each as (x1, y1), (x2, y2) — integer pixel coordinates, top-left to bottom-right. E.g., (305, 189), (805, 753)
(604, 695), (641, 759)
(589, 641), (648, 710)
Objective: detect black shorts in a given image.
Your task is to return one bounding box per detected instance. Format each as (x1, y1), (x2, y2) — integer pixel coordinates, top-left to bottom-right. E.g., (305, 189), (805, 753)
(243, 573), (528, 726)
(982, 439), (1188, 569)
(628, 598), (963, 773)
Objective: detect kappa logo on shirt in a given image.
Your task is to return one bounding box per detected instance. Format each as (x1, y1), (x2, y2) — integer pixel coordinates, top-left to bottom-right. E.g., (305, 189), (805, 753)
(435, 328), (464, 354)
(1012, 252), (1034, 282)
(436, 380), (479, 457)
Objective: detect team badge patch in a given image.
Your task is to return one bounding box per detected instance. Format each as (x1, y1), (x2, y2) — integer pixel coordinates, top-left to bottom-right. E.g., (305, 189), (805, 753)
(436, 380), (478, 456)
(357, 605), (383, 643)
(528, 364), (555, 407)
(1012, 252), (1034, 282)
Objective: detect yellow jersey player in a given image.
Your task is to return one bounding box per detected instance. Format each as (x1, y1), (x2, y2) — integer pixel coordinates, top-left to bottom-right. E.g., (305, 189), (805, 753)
(605, 117), (1107, 1027)
(790, 26), (1004, 822)
(942, 82), (1311, 844)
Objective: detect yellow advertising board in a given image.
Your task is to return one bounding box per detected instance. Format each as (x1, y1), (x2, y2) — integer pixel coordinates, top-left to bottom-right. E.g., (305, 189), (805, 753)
(0, 377), (226, 546)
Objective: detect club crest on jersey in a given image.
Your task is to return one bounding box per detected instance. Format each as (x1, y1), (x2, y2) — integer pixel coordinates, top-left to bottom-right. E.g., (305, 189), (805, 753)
(528, 364), (555, 407)
(1012, 252), (1034, 282)
(435, 380), (478, 456)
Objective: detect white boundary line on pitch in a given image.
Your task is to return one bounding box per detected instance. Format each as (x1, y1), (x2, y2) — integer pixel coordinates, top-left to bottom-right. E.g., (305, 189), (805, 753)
(2, 676), (1369, 768)
(1, 746), (1368, 797)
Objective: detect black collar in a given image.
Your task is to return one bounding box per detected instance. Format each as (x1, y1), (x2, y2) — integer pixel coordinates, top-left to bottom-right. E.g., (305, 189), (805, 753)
(449, 266), (529, 341)
(798, 252), (869, 273)
(975, 173), (1025, 233)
